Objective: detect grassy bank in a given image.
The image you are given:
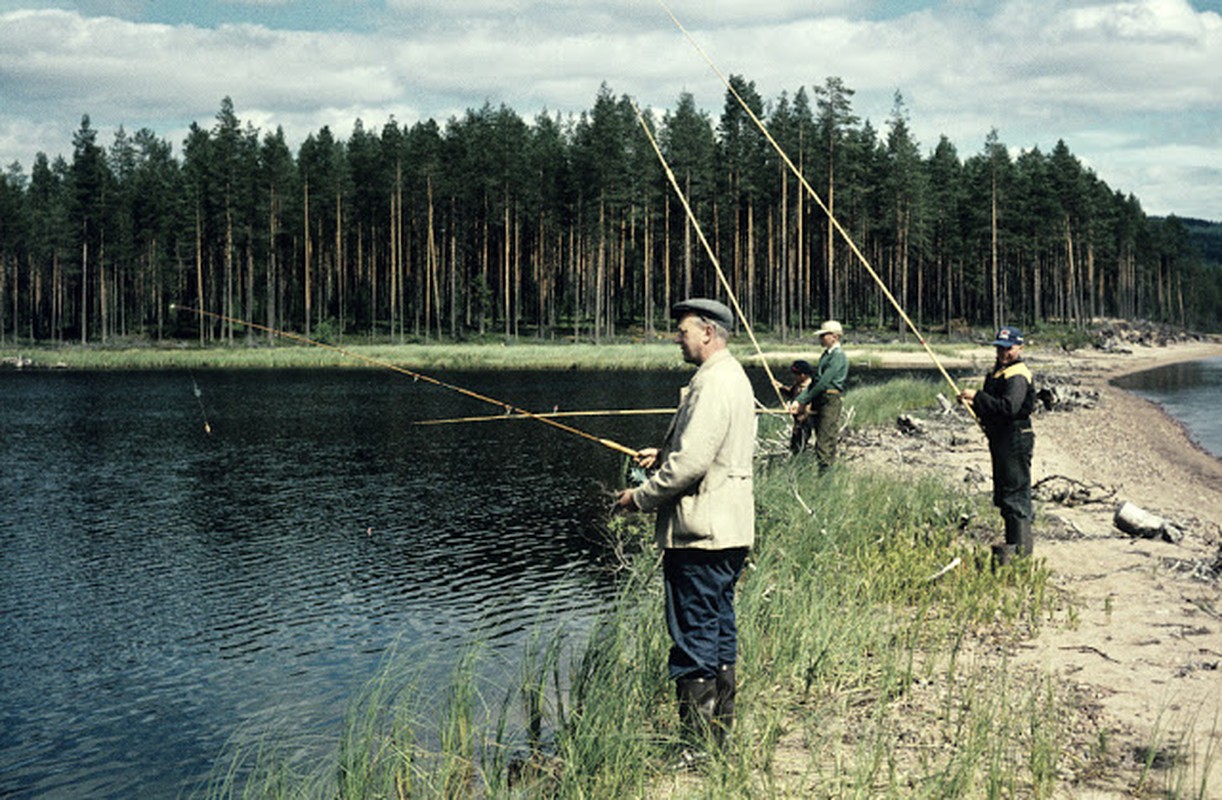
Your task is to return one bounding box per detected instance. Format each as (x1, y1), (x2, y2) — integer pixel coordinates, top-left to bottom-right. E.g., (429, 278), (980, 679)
(1, 334), (985, 373)
(205, 380), (1107, 799)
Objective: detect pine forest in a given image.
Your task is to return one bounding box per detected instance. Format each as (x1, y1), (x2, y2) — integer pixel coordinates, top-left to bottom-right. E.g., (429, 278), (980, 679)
(0, 77), (1219, 347)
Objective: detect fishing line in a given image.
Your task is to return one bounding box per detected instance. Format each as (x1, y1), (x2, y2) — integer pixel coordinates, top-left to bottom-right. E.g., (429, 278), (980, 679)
(170, 305), (641, 457)
(654, 0), (975, 421)
(189, 369), (213, 435)
(631, 101), (789, 410)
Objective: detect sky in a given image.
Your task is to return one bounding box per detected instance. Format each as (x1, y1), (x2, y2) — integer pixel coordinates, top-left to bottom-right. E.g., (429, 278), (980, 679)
(1, 0), (1220, 221)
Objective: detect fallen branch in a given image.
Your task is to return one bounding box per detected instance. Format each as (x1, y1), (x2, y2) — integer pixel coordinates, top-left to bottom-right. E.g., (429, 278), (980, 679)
(1059, 645), (1118, 663)
(1033, 474), (1117, 507)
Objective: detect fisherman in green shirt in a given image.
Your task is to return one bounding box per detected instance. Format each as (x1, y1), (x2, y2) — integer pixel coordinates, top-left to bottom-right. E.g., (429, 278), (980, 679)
(794, 320), (848, 472)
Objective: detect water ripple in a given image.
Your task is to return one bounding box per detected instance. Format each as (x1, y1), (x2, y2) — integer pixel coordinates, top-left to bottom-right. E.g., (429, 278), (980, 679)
(0, 368), (663, 798)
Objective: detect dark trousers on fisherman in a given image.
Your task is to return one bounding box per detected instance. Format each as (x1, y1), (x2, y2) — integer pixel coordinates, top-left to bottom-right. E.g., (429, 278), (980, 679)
(664, 547), (747, 745)
(988, 421), (1035, 557)
(789, 417), (813, 454)
(810, 392), (842, 471)
(663, 547), (748, 680)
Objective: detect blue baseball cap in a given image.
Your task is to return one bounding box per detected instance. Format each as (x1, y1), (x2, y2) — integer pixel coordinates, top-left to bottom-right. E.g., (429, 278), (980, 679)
(990, 326), (1024, 347)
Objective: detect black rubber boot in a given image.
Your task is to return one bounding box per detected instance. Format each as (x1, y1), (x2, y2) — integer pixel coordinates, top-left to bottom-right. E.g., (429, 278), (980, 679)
(991, 543), (1017, 568)
(1016, 518), (1034, 558)
(675, 675), (717, 749)
(1004, 516), (1034, 559)
(713, 664), (736, 746)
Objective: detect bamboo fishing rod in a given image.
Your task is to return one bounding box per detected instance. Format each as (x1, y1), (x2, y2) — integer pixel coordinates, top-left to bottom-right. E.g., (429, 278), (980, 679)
(170, 305), (641, 457)
(416, 406), (792, 427)
(417, 408), (677, 426)
(655, 0), (975, 420)
(630, 101), (789, 410)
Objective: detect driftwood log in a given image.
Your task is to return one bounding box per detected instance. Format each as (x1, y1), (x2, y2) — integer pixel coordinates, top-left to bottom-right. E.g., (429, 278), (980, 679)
(1113, 501), (1184, 543)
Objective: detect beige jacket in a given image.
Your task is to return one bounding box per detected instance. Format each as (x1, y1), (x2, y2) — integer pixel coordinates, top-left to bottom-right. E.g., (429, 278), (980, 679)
(633, 349), (756, 551)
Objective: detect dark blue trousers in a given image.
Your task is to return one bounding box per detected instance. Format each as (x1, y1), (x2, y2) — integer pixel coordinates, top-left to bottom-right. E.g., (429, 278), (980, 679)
(989, 424), (1034, 522)
(663, 547), (748, 681)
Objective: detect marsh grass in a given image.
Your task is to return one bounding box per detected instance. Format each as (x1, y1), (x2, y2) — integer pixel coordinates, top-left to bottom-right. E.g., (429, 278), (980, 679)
(3, 336), (973, 374)
(1, 340), (693, 371)
(204, 438), (1090, 798)
(839, 377), (948, 429)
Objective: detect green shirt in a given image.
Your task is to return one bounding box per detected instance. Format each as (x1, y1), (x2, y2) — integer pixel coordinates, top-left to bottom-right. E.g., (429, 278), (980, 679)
(795, 344), (848, 405)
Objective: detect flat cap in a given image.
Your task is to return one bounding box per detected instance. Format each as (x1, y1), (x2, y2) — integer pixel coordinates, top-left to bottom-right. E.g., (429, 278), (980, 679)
(672, 298), (733, 330)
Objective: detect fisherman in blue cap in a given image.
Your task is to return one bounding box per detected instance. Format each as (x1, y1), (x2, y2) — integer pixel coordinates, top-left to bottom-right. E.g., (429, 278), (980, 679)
(958, 325), (1036, 565)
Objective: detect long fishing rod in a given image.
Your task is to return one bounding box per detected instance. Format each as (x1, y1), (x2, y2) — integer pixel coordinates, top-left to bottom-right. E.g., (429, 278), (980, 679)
(416, 408), (677, 426)
(655, 0), (975, 420)
(631, 102), (788, 410)
(415, 406), (792, 427)
(170, 305), (641, 457)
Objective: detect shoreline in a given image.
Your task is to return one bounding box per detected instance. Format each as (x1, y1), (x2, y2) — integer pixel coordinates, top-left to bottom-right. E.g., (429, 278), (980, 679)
(949, 340), (1222, 794)
(1069, 340), (1222, 465)
(845, 337), (1221, 795)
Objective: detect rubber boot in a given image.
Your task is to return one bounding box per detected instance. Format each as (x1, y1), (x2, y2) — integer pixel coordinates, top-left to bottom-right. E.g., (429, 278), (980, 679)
(675, 675), (717, 752)
(991, 543), (1017, 569)
(1015, 518), (1034, 558)
(1005, 516), (1034, 559)
(713, 664), (736, 746)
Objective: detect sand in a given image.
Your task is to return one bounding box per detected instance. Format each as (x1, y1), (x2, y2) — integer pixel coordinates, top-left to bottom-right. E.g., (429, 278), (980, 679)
(918, 339), (1222, 796)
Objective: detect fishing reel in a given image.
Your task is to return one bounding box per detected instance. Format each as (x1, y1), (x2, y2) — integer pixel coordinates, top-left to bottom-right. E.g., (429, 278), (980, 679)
(622, 455), (651, 488)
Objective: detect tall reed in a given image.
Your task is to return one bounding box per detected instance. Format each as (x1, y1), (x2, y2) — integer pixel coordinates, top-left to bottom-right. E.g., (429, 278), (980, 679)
(207, 377), (1137, 798)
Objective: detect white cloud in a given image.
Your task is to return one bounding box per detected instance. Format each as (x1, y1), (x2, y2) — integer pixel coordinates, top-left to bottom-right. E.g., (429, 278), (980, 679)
(0, 1), (1219, 218)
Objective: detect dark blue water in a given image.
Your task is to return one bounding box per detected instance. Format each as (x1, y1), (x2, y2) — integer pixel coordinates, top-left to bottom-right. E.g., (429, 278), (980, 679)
(0, 360), (915, 798)
(0, 368), (691, 799)
(1112, 356), (1222, 458)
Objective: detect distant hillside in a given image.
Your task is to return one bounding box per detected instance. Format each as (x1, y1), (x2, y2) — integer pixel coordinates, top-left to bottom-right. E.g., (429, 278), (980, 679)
(1178, 217), (1222, 266)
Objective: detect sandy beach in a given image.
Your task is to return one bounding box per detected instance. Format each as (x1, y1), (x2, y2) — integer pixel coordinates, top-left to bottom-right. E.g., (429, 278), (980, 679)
(884, 339), (1222, 796)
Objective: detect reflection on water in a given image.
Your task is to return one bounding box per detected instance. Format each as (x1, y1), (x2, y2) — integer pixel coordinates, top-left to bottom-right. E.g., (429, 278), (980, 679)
(1112, 357), (1222, 458)
(1, 361), (925, 797)
(0, 368), (680, 799)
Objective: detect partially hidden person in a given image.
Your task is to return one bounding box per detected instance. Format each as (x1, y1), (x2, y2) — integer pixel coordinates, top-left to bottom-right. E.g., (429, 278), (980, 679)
(616, 297), (756, 756)
(957, 325), (1036, 565)
(773, 359), (813, 453)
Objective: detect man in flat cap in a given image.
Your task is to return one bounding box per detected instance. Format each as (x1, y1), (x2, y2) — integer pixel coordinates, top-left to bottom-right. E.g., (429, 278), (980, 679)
(790, 320), (848, 472)
(616, 297), (755, 755)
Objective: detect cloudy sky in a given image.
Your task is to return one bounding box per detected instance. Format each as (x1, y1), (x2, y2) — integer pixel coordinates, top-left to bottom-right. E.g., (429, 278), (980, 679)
(1, 0), (1219, 220)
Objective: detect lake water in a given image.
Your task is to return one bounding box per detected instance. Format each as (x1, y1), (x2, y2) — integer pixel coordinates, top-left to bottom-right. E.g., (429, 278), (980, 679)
(0, 361), (940, 798)
(1, 368), (698, 799)
(1112, 356), (1222, 459)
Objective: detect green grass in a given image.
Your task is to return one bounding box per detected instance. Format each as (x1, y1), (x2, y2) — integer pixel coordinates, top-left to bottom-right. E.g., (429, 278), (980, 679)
(205, 431), (1113, 798)
(841, 377), (948, 428)
(1, 332), (978, 374)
